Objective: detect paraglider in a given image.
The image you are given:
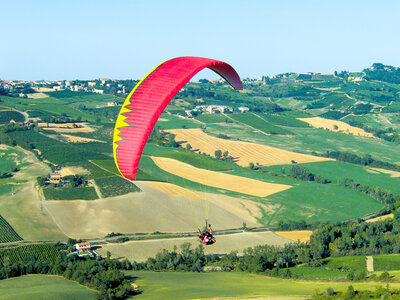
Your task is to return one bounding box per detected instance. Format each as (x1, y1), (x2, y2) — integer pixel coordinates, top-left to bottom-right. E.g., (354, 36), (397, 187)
(113, 56), (243, 179)
(113, 56), (243, 246)
(198, 220), (216, 245)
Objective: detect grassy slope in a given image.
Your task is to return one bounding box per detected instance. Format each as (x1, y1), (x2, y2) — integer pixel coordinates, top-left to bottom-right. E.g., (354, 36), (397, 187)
(0, 214), (22, 243)
(256, 113), (310, 128)
(290, 256), (367, 280)
(0, 275), (96, 300)
(264, 182), (383, 225)
(127, 271), (400, 299)
(0, 147), (66, 241)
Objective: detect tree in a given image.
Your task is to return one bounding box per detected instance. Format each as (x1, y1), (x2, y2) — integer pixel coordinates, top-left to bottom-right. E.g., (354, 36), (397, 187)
(168, 133), (178, 147)
(215, 150), (222, 159)
(186, 144), (192, 151)
(223, 150), (229, 160)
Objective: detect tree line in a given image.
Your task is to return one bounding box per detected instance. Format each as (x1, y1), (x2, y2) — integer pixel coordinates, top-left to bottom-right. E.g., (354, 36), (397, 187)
(290, 165), (329, 184)
(343, 178), (400, 205)
(131, 211), (400, 279)
(321, 150), (400, 172)
(0, 251), (136, 299)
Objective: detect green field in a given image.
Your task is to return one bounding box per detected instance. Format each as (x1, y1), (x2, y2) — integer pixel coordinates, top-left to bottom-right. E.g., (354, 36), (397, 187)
(43, 186), (98, 200)
(155, 113), (199, 129)
(272, 160), (400, 193)
(0, 110), (25, 123)
(0, 147), (27, 174)
(373, 254), (400, 271)
(0, 95), (111, 123)
(126, 271), (400, 299)
(0, 146), (67, 241)
(8, 130), (108, 166)
(156, 150), (232, 171)
(256, 113), (310, 128)
(0, 214), (22, 243)
(0, 275), (96, 300)
(264, 182), (384, 225)
(228, 113), (293, 135)
(195, 114), (233, 123)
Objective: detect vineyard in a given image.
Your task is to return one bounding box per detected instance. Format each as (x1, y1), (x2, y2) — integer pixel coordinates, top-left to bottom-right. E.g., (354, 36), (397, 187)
(94, 175), (140, 197)
(43, 186), (98, 200)
(0, 215), (22, 243)
(0, 111), (25, 124)
(0, 243), (66, 264)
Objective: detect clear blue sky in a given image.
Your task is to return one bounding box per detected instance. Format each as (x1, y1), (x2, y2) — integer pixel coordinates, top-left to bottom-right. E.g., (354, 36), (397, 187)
(1, 0), (400, 80)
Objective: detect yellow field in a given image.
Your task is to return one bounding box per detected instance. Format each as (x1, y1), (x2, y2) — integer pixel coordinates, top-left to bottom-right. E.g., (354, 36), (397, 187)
(34, 87), (54, 92)
(27, 92), (49, 99)
(166, 128), (329, 167)
(365, 213), (394, 223)
(97, 231), (293, 262)
(61, 134), (104, 143)
(58, 166), (89, 177)
(298, 117), (375, 138)
(370, 168), (400, 177)
(151, 156), (291, 197)
(274, 230), (313, 243)
(38, 122), (94, 133)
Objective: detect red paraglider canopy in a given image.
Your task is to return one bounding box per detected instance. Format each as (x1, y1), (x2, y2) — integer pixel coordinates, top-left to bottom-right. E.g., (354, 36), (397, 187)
(113, 56), (243, 179)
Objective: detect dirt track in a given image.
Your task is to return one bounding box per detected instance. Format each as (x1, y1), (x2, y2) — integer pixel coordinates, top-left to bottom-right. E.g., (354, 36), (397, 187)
(97, 231), (293, 262)
(166, 128), (329, 167)
(151, 156), (291, 197)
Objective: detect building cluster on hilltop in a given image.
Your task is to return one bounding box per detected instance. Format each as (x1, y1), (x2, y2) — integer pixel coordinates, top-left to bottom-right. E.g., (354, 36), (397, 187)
(0, 78), (130, 96)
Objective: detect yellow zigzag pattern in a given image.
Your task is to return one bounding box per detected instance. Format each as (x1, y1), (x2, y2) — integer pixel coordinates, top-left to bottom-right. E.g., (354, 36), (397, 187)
(112, 59), (169, 176)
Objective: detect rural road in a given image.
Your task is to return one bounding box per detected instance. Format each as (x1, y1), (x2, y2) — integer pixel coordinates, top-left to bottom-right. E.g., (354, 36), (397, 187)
(0, 227), (278, 247)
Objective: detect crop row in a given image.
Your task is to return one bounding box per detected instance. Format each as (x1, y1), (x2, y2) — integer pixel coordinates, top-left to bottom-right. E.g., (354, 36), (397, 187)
(94, 176), (140, 198)
(0, 244), (66, 265)
(0, 215), (22, 244)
